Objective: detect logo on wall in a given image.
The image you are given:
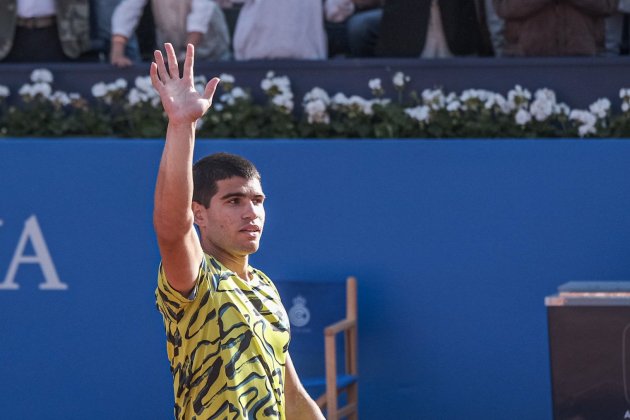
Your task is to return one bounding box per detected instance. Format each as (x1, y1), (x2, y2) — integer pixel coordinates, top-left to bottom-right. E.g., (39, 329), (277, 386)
(0, 215), (67, 290)
(288, 295), (310, 327)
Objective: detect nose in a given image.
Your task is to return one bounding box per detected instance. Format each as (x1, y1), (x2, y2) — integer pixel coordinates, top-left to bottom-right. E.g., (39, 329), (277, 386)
(242, 200), (258, 220)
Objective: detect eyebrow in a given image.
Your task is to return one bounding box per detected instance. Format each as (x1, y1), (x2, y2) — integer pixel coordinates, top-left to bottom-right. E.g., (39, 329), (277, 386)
(220, 192), (266, 200)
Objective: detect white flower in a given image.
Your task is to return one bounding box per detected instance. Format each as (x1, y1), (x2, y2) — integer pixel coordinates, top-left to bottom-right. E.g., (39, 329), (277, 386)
(515, 109), (532, 126)
(529, 97), (554, 122)
(578, 124), (596, 137)
(0, 85), (10, 98)
(422, 89), (445, 110)
(620, 88), (630, 99)
(91, 82), (108, 98)
(266, 71), (275, 79)
(507, 85), (532, 109)
(534, 88), (556, 104)
(272, 93), (294, 113)
(553, 103), (570, 116)
(134, 76), (153, 93)
(373, 98), (391, 107)
(115, 78), (128, 89)
(261, 79), (272, 92)
(51, 91), (70, 106)
(369, 78), (382, 91)
(392, 71), (409, 88)
(18, 84), (33, 97)
(569, 109), (597, 126)
(569, 110), (598, 137)
(69, 93), (81, 101)
(305, 99), (330, 124)
(348, 95), (373, 115)
(490, 94), (511, 114)
(32, 82), (52, 98)
(219, 73), (235, 84)
(231, 87), (248, 99)
(623, 102), (630, 112)
(214, 103), (224, 112)
(220, 93), (236, 106)
(405, 105), (430, 123)
(128, 89), (143, 106)
(331, 92), (349, 107)
(588, 98), (611, 119)
(30, 68), (53, 83)
(303, 87), (330, 105)
(446, 100), (461, 112)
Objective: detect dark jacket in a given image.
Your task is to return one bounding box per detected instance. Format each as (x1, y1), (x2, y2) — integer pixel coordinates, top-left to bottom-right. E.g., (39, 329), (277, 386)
(375, 0), (492, 57)
(494, 0), (619, 56)
(0, 0), (90, 60)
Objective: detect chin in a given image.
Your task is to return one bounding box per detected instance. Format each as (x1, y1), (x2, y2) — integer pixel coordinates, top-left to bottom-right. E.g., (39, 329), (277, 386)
(240, 243), (260, 255)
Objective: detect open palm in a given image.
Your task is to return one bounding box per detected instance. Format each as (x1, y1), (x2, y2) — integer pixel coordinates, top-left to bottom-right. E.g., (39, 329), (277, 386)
(150, 43), (219, 125)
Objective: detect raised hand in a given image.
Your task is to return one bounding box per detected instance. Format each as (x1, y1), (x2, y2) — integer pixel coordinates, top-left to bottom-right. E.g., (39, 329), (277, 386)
(150, 43), (220, 125)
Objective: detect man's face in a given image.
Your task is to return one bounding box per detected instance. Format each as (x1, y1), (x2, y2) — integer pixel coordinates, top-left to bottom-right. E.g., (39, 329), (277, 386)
(195, 176), (265, 258)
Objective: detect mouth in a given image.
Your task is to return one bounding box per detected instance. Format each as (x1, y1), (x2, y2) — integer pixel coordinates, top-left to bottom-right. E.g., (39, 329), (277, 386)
(240, 225), (261, 234)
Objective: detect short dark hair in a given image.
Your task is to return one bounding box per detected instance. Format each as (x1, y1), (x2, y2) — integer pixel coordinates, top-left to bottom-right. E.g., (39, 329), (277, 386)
(193, 152), (261, 208)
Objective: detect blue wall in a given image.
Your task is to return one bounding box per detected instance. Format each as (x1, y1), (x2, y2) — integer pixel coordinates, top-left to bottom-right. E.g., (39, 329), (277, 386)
(2, 139), (630, 419)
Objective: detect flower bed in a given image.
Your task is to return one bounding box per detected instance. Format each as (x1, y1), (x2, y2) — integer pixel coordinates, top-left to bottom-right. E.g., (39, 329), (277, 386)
(1, 68), (630, 139)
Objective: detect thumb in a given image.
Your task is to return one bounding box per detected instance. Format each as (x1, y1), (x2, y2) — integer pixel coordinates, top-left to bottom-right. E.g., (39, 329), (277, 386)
(204, 77), (220, 102)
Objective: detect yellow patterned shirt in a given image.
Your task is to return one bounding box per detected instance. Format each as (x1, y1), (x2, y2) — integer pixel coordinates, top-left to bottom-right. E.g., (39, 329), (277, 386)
(156, 254), (290, 419)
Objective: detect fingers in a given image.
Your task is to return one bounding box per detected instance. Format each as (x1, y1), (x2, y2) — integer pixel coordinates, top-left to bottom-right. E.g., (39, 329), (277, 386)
(203, 77), (221, 102)
(164, 43), (179, 79)
(183, 44), (194, 81)
(149, 62), (164, 91)
(154, 49), (169, 82)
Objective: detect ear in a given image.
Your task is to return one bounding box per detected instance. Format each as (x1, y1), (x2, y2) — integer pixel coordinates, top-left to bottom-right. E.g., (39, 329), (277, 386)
(192, 201), (206, 227)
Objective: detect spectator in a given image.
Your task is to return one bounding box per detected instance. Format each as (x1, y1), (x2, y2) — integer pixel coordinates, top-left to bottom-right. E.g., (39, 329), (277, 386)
(0, 0), (91, 62)
(222, 0), (350, 60)
(90, 0), (141, 62)
(324, 0), (383, 57)
(484, 0), (505, 56)
(110, 0), (230, 67)
(375, 0), (493, 58)
(494, 0), (619, 56)
(605, 0), (630, 55)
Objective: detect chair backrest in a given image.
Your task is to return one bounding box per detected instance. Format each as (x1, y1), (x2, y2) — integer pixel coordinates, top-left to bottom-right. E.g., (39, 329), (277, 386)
(274, 280), (347, 379)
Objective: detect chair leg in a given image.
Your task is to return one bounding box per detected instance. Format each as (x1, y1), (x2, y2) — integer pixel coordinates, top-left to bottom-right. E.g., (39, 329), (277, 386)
(347, 382), (359, 420)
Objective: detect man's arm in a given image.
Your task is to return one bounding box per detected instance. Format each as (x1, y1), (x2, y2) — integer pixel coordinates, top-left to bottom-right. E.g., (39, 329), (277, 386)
(151, 43), (220, 295)
(284, 354), (325, 420)
(110, 0), (145, 67)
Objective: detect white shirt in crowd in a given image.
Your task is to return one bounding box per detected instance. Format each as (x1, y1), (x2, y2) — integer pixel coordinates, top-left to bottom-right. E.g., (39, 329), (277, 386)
(222, 0), (355, 60)
(112, 0), (230, 60)
(17, 0), (56, 18)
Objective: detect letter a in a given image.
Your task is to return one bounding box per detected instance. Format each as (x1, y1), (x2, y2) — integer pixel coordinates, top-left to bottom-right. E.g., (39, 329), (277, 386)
(0, 215), (68, 290)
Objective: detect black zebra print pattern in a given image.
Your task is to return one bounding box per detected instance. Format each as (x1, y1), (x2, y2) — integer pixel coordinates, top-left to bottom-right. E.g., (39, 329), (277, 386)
(156, 255), (291, 419)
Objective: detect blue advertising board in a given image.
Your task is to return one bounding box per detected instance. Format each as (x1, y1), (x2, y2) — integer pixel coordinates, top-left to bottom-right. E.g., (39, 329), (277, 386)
(2, 138), (630, 419)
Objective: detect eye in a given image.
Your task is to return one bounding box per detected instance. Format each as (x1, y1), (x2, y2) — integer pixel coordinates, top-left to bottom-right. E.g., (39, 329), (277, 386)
(227, 198), (240, 205)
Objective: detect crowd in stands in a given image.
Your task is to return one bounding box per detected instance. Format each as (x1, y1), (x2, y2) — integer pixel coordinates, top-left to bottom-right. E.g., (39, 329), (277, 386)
(0, 0), (629, 64)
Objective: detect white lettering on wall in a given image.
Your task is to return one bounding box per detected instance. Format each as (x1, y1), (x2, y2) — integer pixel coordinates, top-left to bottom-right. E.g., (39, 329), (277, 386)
(0, 215), (67, 290)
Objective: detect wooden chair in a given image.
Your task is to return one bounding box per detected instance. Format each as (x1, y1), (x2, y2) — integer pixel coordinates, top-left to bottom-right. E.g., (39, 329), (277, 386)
(275, 276), (359, 419)
(314, 276), (359, 420)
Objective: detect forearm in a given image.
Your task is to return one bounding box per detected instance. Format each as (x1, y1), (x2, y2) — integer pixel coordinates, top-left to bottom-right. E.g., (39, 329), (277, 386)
(286, 390), (324, 420)
(154, 122), (196, 241)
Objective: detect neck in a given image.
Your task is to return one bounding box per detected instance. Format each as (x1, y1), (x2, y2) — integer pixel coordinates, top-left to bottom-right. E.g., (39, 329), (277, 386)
(203, 241), (250, 280)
